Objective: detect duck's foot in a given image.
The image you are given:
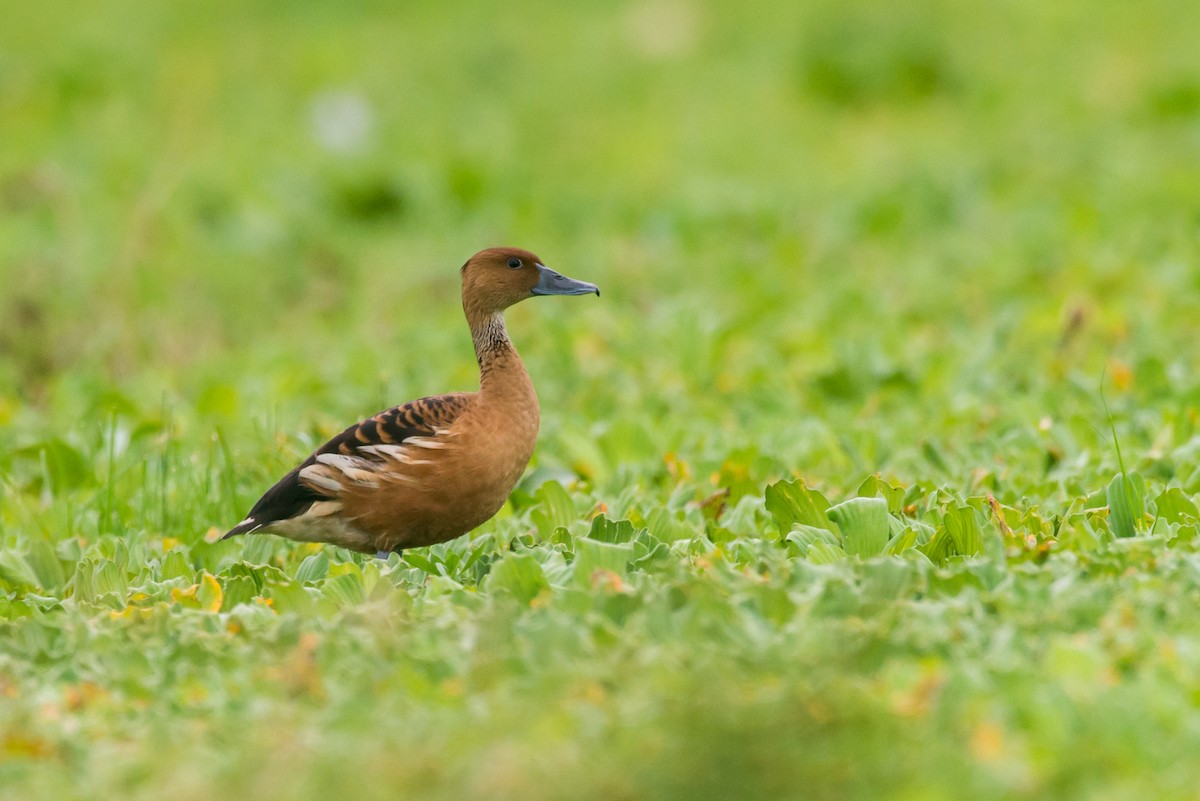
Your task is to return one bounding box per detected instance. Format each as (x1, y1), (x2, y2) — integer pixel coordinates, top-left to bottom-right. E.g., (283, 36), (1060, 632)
(375, 549), (403, 561)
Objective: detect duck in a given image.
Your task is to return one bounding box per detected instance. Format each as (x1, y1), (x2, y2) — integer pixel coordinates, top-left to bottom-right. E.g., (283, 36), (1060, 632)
(222, 247), (599, 558)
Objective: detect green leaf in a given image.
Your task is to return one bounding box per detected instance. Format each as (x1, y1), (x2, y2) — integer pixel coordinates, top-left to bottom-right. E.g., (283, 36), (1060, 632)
(631, 531), (669, 570)
(488, 552), (550, 602)
(267, 580), (316, 614)
(883, 527), (919, 555)
(94, 560), (129, 602)
(784, 525), (841, 556)
(921, 440), (951, 473)
(240, 534), (276, 564)
(295, 553), (330, 584)
(220, 575), (259, 610)
(25, 539), (65, 591)
(859, 557), (914, 600)
(573, 538), (635, 582)
(221, 561), (283, 593)
(92, 560), (126, 596)
(588, 515), (639, 543)
(321, 573), (366, 606)
(765, 478), (832, 533)
(161, 549), (193, 582)
(807, 541), (847, 564)
(827, 497), (890, 557)
(943, 505), (984, 556)
(55, 537), (82, 562)
(856, 474), (905, 514)
(196, 382), (240, 418)
(401, 551), (439, 574)
(530, 481), (577, 539)
(645, 507), (689, 542)
(557, 429), (609, 484)
(1107, 472), (1146, 538)
(15, 438), (92, 494)
(1153, 487), (1198, 525)
(71, 558), (96, 603)
(919, 531), (955, 565)
(535, 550), (574, 588)
(751, 585), (796, 625)
(0, 550), (40, 589)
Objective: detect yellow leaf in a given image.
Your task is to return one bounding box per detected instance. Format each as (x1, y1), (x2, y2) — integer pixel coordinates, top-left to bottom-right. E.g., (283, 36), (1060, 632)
(1109, 359), (1133, 392)
(197, 572), (223, 613)
(577, 680), (606, 705)
(589, 569), (627, 592)
(890, 667), (944, 717)
(664, 452), (691, 481)
(2, 733), (52, 759)
(172, 573), (223, 613)
(161, 538), (181, 553)
(64, 682), (105, 711)
(171, 584), (199, 607)
(970, 721), (1005, 763)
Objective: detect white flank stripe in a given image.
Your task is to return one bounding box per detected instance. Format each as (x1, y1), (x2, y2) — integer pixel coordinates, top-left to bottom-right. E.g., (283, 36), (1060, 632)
(305, 501), (343, 518)
(299, 465), (343, 493)
(405, 436), (449, 450)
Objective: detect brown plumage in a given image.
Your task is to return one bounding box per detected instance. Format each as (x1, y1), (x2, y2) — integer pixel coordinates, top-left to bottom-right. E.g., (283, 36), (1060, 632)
(223, 247), (599, 556)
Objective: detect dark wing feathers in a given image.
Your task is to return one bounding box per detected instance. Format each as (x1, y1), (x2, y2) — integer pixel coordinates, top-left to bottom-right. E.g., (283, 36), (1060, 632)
(317, 392), (469, 459)
(223, 393), (471, 538)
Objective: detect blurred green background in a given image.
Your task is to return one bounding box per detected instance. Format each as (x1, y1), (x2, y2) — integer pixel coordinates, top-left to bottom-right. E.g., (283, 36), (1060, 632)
(5, 0), (1198, 428)
(4, 1), (1200, 799)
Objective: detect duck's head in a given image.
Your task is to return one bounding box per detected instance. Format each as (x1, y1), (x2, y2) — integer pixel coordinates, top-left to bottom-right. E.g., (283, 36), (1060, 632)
(461, 247), (599, 316)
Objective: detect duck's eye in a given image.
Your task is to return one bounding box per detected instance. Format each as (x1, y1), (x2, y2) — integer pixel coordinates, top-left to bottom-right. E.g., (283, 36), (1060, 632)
(507, 257), (522, 269)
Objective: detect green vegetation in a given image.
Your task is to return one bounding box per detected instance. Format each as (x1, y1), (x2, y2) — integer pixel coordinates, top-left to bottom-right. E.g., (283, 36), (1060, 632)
(4, 0), (1200, 798)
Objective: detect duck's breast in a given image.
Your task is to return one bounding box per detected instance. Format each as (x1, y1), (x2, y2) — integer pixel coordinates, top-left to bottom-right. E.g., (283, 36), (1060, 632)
(434, 400), (539, 530)
(340, 400), (539, 550)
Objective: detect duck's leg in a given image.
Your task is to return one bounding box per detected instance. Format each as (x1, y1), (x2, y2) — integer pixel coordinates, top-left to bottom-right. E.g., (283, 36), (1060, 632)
(375, 547), (404, 561)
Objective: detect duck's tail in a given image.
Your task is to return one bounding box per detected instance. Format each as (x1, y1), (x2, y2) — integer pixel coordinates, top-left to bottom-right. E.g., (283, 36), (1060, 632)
(222, 516), (264, 539)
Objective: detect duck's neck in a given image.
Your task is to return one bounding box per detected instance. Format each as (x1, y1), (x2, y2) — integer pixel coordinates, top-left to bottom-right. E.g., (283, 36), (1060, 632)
(468, 310), (536, 406)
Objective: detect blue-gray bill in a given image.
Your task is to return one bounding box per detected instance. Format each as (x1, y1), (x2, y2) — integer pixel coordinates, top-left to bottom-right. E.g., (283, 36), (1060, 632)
(532, 263), (600, 297)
